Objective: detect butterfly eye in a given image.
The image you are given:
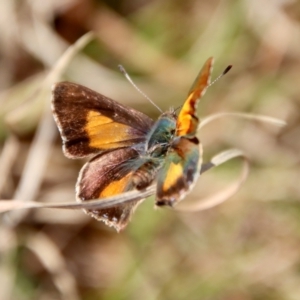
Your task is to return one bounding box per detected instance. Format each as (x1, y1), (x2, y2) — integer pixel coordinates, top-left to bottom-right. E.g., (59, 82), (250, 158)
(165, 129), (175, 140)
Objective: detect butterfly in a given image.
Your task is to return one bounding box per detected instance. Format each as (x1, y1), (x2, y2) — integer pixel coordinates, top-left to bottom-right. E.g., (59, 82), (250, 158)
(51, 57), (214, 231)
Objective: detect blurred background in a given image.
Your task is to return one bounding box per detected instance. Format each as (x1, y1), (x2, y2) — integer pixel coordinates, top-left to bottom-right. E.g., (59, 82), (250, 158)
(0, 0), (299, 299)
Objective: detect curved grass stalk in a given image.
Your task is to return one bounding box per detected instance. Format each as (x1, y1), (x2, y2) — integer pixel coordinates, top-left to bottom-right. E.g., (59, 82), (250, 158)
(200, 112), (286, 130)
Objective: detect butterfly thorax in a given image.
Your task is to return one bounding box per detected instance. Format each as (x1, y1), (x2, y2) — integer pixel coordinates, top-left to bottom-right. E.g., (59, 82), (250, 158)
(146, 111), (176, 155)
(132, 112), (177, 190)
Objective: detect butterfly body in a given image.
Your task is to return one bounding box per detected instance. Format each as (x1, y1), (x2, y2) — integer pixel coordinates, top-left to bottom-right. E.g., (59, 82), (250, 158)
(52, 57), (213, 231)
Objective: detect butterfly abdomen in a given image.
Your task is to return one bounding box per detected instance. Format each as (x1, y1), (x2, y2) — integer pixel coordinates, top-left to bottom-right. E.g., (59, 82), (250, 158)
(133, 160), (161, 190)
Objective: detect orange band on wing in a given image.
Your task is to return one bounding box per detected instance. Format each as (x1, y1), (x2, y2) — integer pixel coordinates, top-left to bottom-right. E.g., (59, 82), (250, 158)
(86, 111), (134, 149)
(176, 57), (213, 136)
(99, 172), (133, 198)
(162, 162), (183, 192)
(176, 93), (198, 137)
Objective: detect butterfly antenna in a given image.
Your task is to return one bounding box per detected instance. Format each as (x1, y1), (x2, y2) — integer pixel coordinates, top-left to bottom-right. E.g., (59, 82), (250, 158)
(209, 65), (232, 87)
(118, 65), (163, 113)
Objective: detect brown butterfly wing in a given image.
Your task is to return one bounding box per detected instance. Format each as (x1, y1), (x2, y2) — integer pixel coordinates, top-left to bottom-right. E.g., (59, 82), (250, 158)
(52, 82), (154, 158)
(76, 147), (145, 231)
(156, 137), (202, 206)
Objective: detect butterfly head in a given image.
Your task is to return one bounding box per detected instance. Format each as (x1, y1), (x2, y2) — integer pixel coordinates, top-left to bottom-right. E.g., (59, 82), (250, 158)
(145, 111), (177, 157)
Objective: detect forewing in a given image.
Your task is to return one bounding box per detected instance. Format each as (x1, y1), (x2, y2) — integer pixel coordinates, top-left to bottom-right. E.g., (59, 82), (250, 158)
(156, 137), (202, 206)
(52, 82), (154, 158)
(176, 57), (213, 136)
(76, 147), (144, 231)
